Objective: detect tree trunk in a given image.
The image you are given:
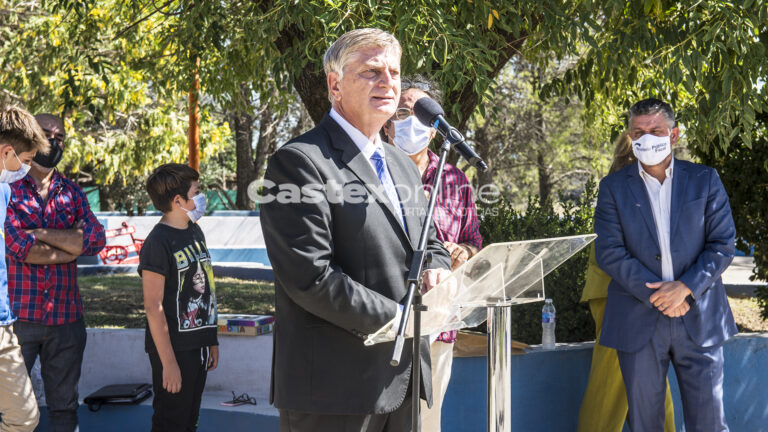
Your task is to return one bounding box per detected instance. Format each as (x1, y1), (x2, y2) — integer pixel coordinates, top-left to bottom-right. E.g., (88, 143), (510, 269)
(253, 101), (278, 181)
(98, 185), (115, 212)
(232, 85), (257, 210)
(537, 151), (552, 203)
(274, 25), (327, 125)
(473, 125), (495, 189)
(532, 78), (552, 203)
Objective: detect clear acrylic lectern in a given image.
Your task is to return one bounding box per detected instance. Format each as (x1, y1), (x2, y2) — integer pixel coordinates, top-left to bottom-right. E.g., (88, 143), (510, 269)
(365, 233), (597, 432)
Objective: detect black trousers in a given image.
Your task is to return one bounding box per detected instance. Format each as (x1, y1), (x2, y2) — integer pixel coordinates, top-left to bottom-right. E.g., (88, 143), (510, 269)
(14, 318), (87, 432)
(148, 348), (209, 432)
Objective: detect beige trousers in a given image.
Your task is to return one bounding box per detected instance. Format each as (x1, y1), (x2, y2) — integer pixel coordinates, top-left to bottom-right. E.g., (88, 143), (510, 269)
(419, 341), (454, 432)
(0, 325), (39, 432)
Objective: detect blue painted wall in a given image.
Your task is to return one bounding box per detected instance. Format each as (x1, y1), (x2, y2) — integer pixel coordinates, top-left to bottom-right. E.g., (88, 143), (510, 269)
(442, 334), (768, 432)
(33, 334), (768, 431)
(209, 247), (270, 265)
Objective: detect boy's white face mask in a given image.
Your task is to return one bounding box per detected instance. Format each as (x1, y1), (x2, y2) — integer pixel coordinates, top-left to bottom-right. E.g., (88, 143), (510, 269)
(0, 151), (31, 184)
(631, 134), (671, 166)
(184, 193), (207, 223)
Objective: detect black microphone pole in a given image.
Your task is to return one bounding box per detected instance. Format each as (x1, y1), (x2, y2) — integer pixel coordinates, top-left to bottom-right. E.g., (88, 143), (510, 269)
(390, 137), (452, 432)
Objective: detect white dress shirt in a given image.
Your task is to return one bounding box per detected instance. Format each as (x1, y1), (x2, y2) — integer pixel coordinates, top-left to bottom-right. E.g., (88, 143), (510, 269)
(329, 108), (405, 227)
(638, 158), (675, 282)
(330, 108), (382, 175)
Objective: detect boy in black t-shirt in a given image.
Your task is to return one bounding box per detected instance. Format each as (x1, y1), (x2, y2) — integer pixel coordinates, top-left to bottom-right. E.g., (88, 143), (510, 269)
(139, 163), (219, 431)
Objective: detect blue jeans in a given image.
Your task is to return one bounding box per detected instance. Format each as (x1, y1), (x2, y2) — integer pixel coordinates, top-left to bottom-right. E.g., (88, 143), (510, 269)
(13, 319), (86, 432)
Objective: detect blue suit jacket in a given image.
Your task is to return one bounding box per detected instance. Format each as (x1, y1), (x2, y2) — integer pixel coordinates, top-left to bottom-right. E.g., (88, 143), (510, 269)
(594, 159), (737, 353)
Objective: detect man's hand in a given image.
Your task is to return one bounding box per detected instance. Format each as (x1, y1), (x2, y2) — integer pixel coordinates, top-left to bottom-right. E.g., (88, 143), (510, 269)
(662, 300), (690, 318)
(647, 280), (692, 314)
(207, 345), (219, 371)
(421, 268), (452, 293)
(444, 241), (474, 270)
(162, 360), (182, 394)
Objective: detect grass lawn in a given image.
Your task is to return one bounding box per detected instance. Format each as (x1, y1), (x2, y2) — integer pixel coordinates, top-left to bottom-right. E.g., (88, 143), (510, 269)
(80, 273), (767, 333)
(729, 296), (768, 333)
(80, 274), (275, 328)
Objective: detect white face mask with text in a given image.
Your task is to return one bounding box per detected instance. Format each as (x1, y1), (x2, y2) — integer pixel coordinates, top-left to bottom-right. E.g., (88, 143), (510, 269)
(631, 134), (671, 166)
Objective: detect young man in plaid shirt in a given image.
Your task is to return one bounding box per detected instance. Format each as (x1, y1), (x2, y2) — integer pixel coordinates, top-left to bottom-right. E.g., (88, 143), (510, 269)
(5, 114), (105, 432)
(384, 76), (483, 432)
(0, 105), (50, 432)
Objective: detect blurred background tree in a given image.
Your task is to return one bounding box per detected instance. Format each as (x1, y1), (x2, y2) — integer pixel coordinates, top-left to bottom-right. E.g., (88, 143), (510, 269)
(1, 0), (766, 316)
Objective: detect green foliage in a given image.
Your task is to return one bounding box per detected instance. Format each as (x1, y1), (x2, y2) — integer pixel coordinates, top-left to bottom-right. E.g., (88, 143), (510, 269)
(470, 58), (613, 205)
(700, 113), (768, 320)
(478, 180), (598, 344)
(0, 0), (232, 188)
(10, 1), (766, 180)
(539, 1), (768, 157)
(106, 0), (583, 125)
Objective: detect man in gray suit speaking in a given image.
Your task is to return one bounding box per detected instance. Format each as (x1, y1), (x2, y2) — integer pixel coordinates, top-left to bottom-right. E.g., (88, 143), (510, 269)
(260, 28), (452, 432)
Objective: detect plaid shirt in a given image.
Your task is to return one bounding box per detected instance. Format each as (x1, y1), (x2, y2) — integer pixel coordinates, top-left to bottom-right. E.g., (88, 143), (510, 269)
(422, 150), (482, 343)
(5, 171), (106, 325)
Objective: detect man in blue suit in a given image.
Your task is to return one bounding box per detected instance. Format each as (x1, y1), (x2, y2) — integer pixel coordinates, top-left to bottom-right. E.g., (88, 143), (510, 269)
(595, 98), (737, 432)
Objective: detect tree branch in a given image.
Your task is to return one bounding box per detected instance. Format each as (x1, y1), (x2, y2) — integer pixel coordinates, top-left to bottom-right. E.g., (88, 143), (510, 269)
(551, 169), (592, 184)
(113, 0), (175, 40)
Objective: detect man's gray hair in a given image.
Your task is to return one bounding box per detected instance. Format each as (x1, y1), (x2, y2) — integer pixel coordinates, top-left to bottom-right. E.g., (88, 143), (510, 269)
(628, 98), (675, 128)
(402, 75), (443, 106)
(323, 28), (402, 103)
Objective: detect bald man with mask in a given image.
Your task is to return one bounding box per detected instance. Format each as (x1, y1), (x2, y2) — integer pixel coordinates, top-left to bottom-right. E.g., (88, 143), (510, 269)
(6, 114), (105, 432)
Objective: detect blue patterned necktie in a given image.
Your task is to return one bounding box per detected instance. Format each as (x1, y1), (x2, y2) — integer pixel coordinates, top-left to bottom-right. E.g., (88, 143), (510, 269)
(370, 148), (406, 229)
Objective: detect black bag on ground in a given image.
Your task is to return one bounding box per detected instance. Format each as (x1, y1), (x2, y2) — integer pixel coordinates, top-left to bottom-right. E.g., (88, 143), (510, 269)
(84, 383), (152, 412)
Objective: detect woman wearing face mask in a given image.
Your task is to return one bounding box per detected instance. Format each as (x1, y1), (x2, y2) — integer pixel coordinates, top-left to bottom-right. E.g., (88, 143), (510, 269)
(384, 76), (482, 432)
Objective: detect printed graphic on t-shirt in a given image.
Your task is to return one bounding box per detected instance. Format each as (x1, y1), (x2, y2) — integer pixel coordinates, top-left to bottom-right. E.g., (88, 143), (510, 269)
(173, 240), (217, 332)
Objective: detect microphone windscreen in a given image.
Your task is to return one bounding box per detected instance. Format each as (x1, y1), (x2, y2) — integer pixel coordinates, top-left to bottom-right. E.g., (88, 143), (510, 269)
(413, 97), (444, 127)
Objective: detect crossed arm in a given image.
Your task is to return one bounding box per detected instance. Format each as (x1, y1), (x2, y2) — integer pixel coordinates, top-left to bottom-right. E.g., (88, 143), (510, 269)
(5, 188), (106, 265)
(22, 224), (84, 264)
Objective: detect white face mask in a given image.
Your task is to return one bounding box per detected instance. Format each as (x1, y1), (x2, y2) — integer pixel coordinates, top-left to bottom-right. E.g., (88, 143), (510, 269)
(183, 193), (207, 223)
(392, 116), (433, 155)
(0, 152), (31, 184)
(632, 134), (671, 166)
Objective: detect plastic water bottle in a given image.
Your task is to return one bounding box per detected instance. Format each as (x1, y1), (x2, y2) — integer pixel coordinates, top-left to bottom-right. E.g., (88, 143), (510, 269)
(542, 299), (556, 350)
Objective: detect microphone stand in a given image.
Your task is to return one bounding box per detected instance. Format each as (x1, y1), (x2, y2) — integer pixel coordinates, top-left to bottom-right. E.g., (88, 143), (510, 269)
(391, 138), (452, 432)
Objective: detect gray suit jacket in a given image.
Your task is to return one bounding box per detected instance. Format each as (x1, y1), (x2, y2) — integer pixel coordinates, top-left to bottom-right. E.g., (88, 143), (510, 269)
(261, 114), (451, 414)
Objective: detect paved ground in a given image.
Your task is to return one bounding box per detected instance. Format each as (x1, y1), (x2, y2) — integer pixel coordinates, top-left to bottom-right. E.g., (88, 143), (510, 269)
(723, 257), (764, 297)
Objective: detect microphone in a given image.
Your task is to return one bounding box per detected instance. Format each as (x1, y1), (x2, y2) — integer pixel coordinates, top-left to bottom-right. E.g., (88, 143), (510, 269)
(413, 98), (488, 171)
